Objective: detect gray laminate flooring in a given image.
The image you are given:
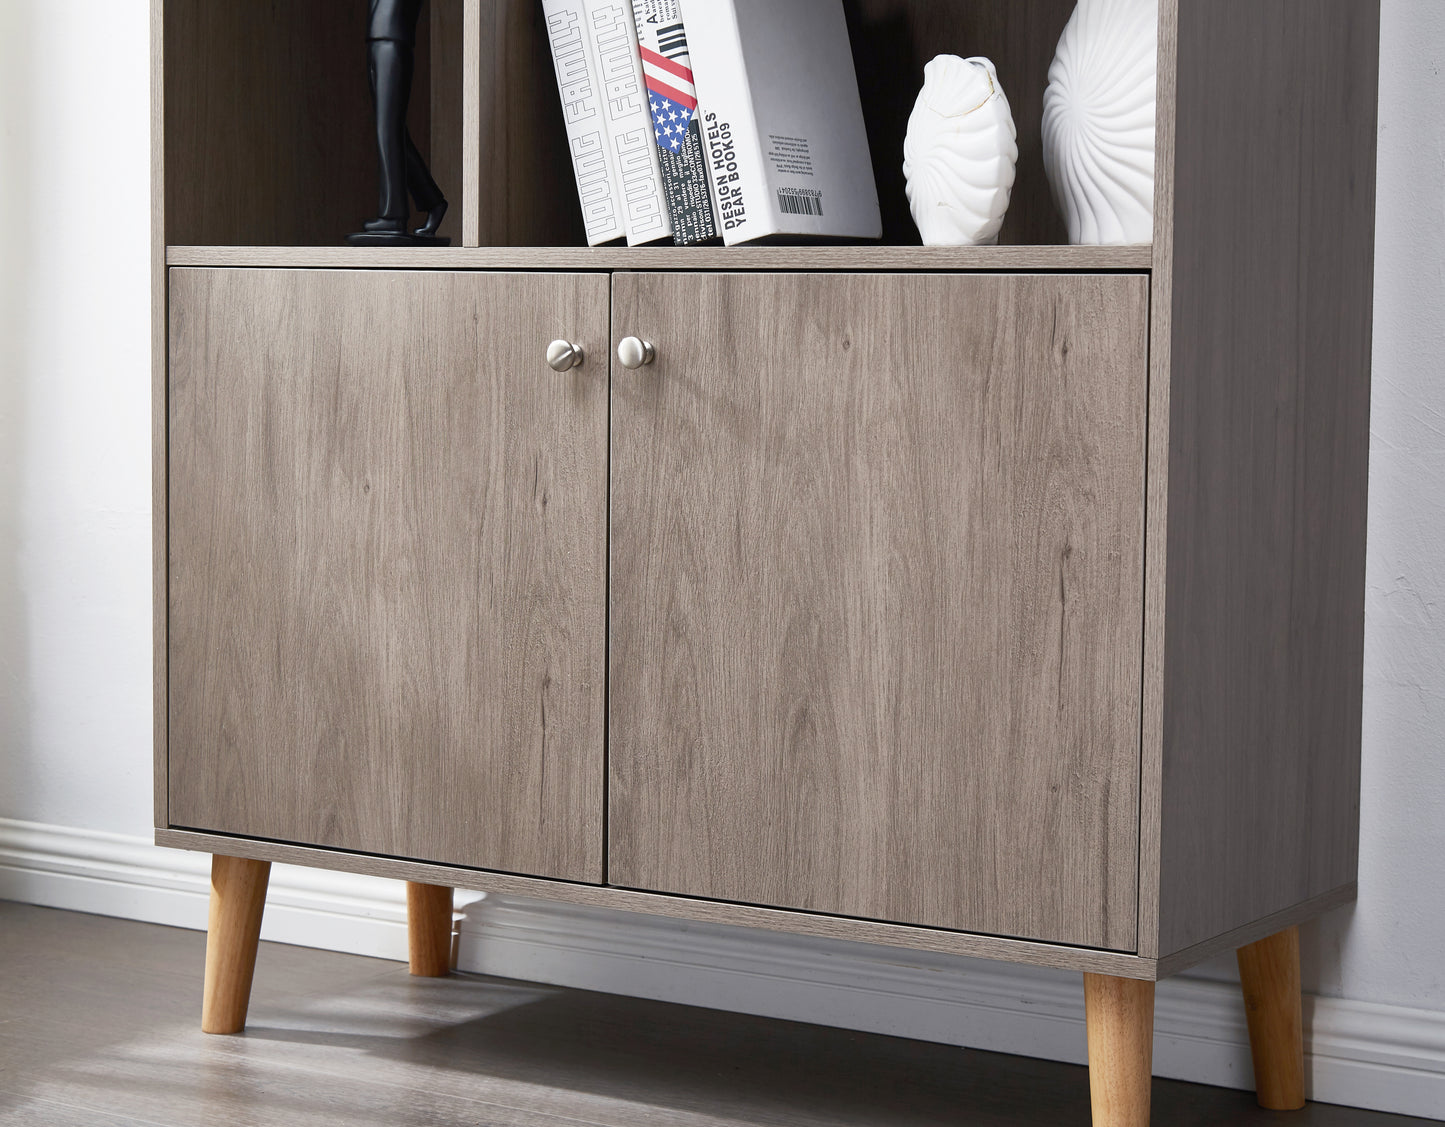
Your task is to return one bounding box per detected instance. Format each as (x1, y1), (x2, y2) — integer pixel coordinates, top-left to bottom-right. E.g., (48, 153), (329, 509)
(0, 901), (1433, 1127)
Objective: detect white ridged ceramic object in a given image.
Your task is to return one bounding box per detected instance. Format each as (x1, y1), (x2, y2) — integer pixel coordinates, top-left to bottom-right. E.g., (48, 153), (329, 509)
(903, 55), (1018, 247)
(1042, 0), (1158, 245)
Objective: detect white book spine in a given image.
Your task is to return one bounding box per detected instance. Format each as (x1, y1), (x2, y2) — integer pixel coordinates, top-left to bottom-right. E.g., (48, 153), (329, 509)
(676, 0), (769, 246)
(583, 0), (673, 244)
(542, 0), (627, 246)
(631, 0), (719, 245)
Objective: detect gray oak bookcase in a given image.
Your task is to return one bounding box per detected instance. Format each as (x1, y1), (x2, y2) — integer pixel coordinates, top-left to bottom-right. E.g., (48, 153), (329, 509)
(151, 2), (1380, 1123)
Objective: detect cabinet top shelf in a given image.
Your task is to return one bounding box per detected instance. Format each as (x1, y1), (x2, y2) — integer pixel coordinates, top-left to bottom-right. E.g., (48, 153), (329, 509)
(165, 245), (1153, 273)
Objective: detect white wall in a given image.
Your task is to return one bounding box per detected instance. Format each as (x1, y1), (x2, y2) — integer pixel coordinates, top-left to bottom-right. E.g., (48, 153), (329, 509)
(0, 0), (154, 834)
(1345, 0), (1445, 1013)
(1, 1), (1443, 1119)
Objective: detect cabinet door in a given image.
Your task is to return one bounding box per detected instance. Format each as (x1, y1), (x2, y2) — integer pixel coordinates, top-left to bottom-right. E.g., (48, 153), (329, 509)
(168, 269), (607, 883)
(609, 273), (1147, 949)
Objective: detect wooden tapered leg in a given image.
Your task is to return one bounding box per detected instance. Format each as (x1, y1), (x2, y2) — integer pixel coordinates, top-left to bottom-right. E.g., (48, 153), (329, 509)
(406, 882), (454, 977)
(201, 855), (271, 1034)
(1237, 925), (1306, 1110)
(1084, 973), (1155, 1127)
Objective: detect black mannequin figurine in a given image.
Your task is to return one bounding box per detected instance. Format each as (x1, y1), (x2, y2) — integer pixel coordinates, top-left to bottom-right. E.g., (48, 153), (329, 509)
(347, 0), (449, 246)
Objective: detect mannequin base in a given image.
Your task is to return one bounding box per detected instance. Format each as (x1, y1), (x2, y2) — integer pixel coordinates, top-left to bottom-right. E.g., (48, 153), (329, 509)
(345, 231), (451, 247)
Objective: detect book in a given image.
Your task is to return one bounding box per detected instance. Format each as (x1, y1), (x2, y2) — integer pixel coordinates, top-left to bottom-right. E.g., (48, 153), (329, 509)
(542, 0), (627, 246)
(630, 0), (720, 246)
(677, 0), (882, 246)
(583, 0), (673, 245)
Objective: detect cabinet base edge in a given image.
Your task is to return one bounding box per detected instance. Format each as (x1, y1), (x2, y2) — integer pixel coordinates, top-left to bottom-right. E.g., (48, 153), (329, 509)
(1152, 884), (1359, 978)
(155, 828), (1156, 979)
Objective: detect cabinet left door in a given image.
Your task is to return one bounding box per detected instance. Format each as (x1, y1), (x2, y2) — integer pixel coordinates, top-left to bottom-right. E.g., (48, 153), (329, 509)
(165, 268), (609, 883)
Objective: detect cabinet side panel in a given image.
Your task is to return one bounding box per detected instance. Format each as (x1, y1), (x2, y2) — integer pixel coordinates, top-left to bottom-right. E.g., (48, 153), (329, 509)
(462, 0), (482, 247)
(1156, 1), (1379, 958)
(1136, 0), (1180, 961)
(153, 0), (168, 827)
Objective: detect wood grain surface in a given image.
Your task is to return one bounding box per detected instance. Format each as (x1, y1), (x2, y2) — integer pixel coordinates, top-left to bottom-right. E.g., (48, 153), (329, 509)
(164, 243), (1153, 272)
(608, 272), (1148, 950)
(428, 0), (466, 245)
(1135, 0), (1180, 964)
(151, 0), (169, 828)
(407, 882), (456, 977)
(1147, 0), (1378, 959)
(472, 0), (588, 247)
(1151, 883), (1355, 979)
(157, 828), (1160, 979)
(844, 0), (1076, 246)
(462, 0), (482, 247)
(1083, 973), (1156, 1127)
(153, 0), (1378, 983)
(162, 0), (447, 246)
(166, 268), (608, 882)
(201, 855), (271, 1034)
(1237, 925), (1306, 1111)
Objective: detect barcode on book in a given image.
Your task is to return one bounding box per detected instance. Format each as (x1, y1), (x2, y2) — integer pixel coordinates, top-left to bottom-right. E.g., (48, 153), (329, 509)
(777, 188), (824, 216)
(656, 21), (689, 58)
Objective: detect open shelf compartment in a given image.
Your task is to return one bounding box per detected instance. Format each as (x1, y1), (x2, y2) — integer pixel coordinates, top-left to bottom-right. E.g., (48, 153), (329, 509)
(162, 0), (465, 248)
(161, 0), (1155, 255)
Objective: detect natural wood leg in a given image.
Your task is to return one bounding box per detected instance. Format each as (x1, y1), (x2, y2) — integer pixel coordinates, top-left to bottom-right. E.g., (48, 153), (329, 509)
(406, 882), (454, 977)
(1084, 973), (1155, 1127)
(201, 855), (271, 1034)
(1237, 925), (1306, 1110)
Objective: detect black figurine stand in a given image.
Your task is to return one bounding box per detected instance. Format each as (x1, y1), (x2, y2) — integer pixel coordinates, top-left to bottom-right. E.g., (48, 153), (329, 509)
(348, 0), (449, 247)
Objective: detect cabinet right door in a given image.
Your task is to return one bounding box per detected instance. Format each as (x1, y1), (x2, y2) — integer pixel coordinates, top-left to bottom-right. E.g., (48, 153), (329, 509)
(609, 272), (1148, 950)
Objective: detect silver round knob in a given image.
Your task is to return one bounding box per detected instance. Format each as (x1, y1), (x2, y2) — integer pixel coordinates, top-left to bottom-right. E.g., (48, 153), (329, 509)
(546, 340), (584, 372)
(617, 337), (657, 370)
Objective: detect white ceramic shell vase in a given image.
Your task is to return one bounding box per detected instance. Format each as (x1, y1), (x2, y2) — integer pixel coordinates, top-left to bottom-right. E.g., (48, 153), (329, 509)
(903, 55), (1019, 247)
(1042, 0), (1158, 245)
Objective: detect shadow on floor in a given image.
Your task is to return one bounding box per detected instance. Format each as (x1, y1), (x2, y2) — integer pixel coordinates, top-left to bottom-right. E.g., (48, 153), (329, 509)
(245, 973), (1430, 1127)
(1, 905), (1434, 1127)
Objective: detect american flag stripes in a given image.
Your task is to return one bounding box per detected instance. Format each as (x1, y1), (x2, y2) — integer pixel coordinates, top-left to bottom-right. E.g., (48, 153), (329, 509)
(640, 46), (699, 155)
(630, 0), (719, 244)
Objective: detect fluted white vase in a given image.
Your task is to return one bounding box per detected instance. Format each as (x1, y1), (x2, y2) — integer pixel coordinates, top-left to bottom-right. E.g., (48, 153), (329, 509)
(1041, 0), (1158, 245)
(903, 55), (1018, 247)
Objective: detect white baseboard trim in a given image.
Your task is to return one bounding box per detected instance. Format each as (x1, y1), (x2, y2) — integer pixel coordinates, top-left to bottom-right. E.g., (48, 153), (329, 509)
(457, 896), (1445, 1120)
(0, 816), (413, 960)
(2, 817), (1441, 1120)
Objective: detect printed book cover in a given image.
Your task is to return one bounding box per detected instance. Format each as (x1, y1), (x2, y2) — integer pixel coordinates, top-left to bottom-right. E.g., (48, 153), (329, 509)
(542, 0), (628, 245)
(583, 0), (672, 244)
(678, 0), (881, 245)
(631, 0), (720, 246)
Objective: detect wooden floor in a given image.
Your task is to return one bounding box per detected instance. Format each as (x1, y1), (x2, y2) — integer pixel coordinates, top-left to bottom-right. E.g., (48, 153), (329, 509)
(0, 902), (1432, 1127)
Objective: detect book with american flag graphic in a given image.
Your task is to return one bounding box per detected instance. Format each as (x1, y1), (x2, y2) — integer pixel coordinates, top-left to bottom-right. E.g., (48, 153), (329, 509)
(630, 0), (720, 245)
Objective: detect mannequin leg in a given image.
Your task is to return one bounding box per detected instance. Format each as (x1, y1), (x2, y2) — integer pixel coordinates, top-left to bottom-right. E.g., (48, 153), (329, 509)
(404, 129), (445, 214)
(367, 38), (414, 227)
(403, 128), (447, 237)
